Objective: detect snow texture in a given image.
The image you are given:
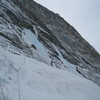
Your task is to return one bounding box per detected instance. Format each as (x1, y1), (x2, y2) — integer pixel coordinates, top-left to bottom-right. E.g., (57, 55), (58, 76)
(0, 46), (100, 100)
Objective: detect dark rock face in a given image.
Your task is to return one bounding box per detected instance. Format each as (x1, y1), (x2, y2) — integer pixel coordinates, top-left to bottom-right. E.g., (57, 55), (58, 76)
(0, 0), (100, 86)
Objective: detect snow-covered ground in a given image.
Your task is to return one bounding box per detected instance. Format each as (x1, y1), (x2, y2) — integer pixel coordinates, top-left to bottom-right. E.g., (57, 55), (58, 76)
(0, 0), (100, 100)
(0, 46), (100, 100)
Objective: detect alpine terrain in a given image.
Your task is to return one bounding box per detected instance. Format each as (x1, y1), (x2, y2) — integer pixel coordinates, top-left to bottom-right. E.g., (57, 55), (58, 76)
(0, 0), (100, 100)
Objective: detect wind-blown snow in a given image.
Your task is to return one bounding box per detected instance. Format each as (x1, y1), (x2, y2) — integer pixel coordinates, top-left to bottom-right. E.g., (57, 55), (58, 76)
(0, 46), (100, 100)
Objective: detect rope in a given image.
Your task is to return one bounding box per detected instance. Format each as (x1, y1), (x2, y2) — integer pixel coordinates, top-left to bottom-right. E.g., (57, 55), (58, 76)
(0, 47), (26, 100)
(0, 48), (6, 100)
(17, 71), (21, 100)
(0, 80), (5, 100)
(17, 56), (26, 100)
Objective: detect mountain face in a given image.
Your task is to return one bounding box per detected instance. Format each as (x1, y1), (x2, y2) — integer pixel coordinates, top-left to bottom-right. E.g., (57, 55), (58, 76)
(0, 0), (100, 99)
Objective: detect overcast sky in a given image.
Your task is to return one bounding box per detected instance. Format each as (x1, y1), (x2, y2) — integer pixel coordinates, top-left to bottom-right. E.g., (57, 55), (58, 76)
(35, 0), (100, 54)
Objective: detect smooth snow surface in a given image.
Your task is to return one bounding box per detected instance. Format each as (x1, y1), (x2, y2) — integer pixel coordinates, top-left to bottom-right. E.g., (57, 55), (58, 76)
(0, 46), (100, 100)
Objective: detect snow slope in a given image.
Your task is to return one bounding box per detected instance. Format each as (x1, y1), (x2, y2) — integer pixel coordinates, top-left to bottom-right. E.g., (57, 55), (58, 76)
(0, 0), (100, 87)
(0, 46), (100, 100)
(0, 0), (100, 100)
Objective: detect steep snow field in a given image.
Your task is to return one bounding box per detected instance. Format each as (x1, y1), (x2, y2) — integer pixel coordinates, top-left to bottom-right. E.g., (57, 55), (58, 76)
(0, 46), (100, 100)
(0, 0), (100, 100)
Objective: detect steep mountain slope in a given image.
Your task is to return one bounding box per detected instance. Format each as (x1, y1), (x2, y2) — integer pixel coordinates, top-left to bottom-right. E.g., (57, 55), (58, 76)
(0, 46), (100, 100)
(0, 0), (100, 99)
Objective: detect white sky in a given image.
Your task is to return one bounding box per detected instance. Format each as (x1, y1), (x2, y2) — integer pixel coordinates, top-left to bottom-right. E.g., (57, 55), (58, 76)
(34, 0), (100, 54)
